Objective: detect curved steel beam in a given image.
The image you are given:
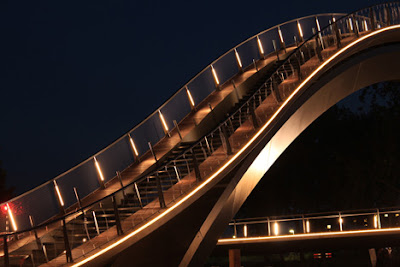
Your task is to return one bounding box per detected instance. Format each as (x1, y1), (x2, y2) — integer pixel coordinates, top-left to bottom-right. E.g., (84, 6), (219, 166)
(179, 26), (400, 266)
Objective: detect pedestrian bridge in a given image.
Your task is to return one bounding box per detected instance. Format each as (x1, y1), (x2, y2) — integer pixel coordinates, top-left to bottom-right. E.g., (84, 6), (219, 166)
(1, 2), (400, 266)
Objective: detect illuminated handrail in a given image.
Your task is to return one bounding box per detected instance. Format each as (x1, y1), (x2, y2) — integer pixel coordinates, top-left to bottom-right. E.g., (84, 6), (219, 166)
(222, 207), (400, 238)
(0, 13), (345, 231)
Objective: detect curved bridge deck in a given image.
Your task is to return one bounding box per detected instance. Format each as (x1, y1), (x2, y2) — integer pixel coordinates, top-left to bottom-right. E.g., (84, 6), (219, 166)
(1, 3), (400, 266)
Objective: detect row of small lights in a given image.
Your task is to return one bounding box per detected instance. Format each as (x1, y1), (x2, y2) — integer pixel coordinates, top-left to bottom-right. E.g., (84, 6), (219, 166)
(69, 18), (400, 267)
(233, 213), (400, 238)
(1, 14), (373, 234)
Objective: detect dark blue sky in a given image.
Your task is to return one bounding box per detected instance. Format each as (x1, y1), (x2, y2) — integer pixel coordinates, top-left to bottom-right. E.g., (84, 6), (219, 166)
(1, 0), (382, 194)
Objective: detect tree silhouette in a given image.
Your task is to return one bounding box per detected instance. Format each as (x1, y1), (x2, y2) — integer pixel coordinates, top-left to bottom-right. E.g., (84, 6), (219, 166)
(0, 159), (14, 203)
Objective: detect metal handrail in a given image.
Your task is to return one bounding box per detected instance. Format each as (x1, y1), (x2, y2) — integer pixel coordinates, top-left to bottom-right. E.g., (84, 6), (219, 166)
(0, 13), (346, 208)
(1, 3), (399, 264)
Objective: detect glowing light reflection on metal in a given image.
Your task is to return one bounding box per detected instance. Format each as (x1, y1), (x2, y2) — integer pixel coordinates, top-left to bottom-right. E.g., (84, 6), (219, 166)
(234, 48), (242, 68)
(274, 222), (279, 236)
(316, 17), (321, 31)
(186, 86), (195, 108)
(94, 157), (105, 181)
(257, 36), (264, 55)
(53, 180), (64, 207)
(211, 65), (220, 85)
(349, 17), (354, 31)
(6, 203), (17, 231)
(297, 21), (303, 38)
(158, 110), (169, 132)
(278, 28), (284, 43)
(70, 24), (400, 267)
(128, 134), (139, 156)
(218, 227), (400, 244)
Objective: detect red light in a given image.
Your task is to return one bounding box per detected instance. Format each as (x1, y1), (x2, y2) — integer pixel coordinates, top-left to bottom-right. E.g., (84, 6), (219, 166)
(2, 205), (7, 213)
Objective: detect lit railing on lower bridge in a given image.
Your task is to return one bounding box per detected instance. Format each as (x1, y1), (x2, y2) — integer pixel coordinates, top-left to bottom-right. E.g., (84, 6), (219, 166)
(220, 208), (400, 241)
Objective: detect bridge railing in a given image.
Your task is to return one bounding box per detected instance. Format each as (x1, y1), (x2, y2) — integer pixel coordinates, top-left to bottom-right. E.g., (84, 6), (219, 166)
(221, 207), (400, 239)
(0, 14), (343, 232)
(1, 1), (399, 265)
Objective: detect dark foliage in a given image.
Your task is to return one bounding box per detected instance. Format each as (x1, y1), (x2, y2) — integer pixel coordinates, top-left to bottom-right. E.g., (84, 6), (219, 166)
(0, 158), (14, 203)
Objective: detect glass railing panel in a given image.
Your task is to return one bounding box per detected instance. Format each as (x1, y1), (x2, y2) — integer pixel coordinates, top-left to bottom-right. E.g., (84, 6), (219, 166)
(380, 211), (400, 228)
(9, 182), (59, 231)
(236, 37), (260, 69)
(308, 216), (340, 232)
(213, 50), (238, 86)
(56, 161), (100, 209)
(279, 21), (299, 46)
(128, 112), (165, 155)
(160, 88), (192, 128)
(95, 137), (134, 184)
(341, 214), (375, 231)
(187, 68), (217, 106)
(258, 30), (279, 57)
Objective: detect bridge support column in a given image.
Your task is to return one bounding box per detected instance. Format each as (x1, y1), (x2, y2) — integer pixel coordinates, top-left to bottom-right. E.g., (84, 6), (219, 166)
(368, 248), (377, 267)
(229, 249), (241, 267)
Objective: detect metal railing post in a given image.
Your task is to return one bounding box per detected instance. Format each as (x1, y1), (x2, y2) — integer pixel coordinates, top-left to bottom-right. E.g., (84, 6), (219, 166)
(352, 15), (359, 37)
(267, 217), (271, 236)
(3, 235), (9, 267)
(272, 75), (282, 102)
(29, 215), (43, 251)
(134, 182), (143, 208)
(377, 209), (382, 229)
(191, 149), (202, 182)
(221, 125), (233, 155)
(173, 120), (183, 140)
(386, 5), (392, 25)
(112, 195), (123, 236)
(332, 17), (342, 48)
(156, 174), (166, 208)
(249, 101), (259, 129)
(370, 8), (376, 30)
(116, 171), (127, 199)
(62, 219), (73, 263)
(148, 141), (158, 162)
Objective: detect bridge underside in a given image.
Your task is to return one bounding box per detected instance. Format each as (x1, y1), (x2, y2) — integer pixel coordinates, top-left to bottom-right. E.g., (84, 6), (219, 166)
(85, 29), (400, 267)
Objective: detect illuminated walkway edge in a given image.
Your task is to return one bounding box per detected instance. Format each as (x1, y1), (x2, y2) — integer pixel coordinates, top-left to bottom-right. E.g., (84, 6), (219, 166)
(70, 24), (400, 267)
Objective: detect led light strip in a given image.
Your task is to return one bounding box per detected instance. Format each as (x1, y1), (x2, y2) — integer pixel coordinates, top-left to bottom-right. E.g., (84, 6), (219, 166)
(218, 227), (400, 244)
(71, 25), (400, 267)
(6, 203), (17, 231)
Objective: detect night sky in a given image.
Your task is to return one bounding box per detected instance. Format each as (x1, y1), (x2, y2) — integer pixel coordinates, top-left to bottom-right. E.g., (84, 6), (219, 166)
(1, 0), (383, 195)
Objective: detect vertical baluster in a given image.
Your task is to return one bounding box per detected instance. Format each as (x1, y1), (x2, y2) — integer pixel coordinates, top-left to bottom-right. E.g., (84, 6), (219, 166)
(3, 236), (9, 267)
(156, 173), (166, 208)
(370, 7), (376, 30)
(62, 219), (73, 263)
(221, 124), (232, 155)
(112, 195), (123, 236)
(134, 182), (143, 208)
(191, 148), (202, 182)
(249, 98), (259, 129)
(332, 17), (342, 48)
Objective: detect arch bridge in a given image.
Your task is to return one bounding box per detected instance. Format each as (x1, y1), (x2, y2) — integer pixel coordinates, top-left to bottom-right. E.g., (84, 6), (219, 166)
(1, 2), (400, 266)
